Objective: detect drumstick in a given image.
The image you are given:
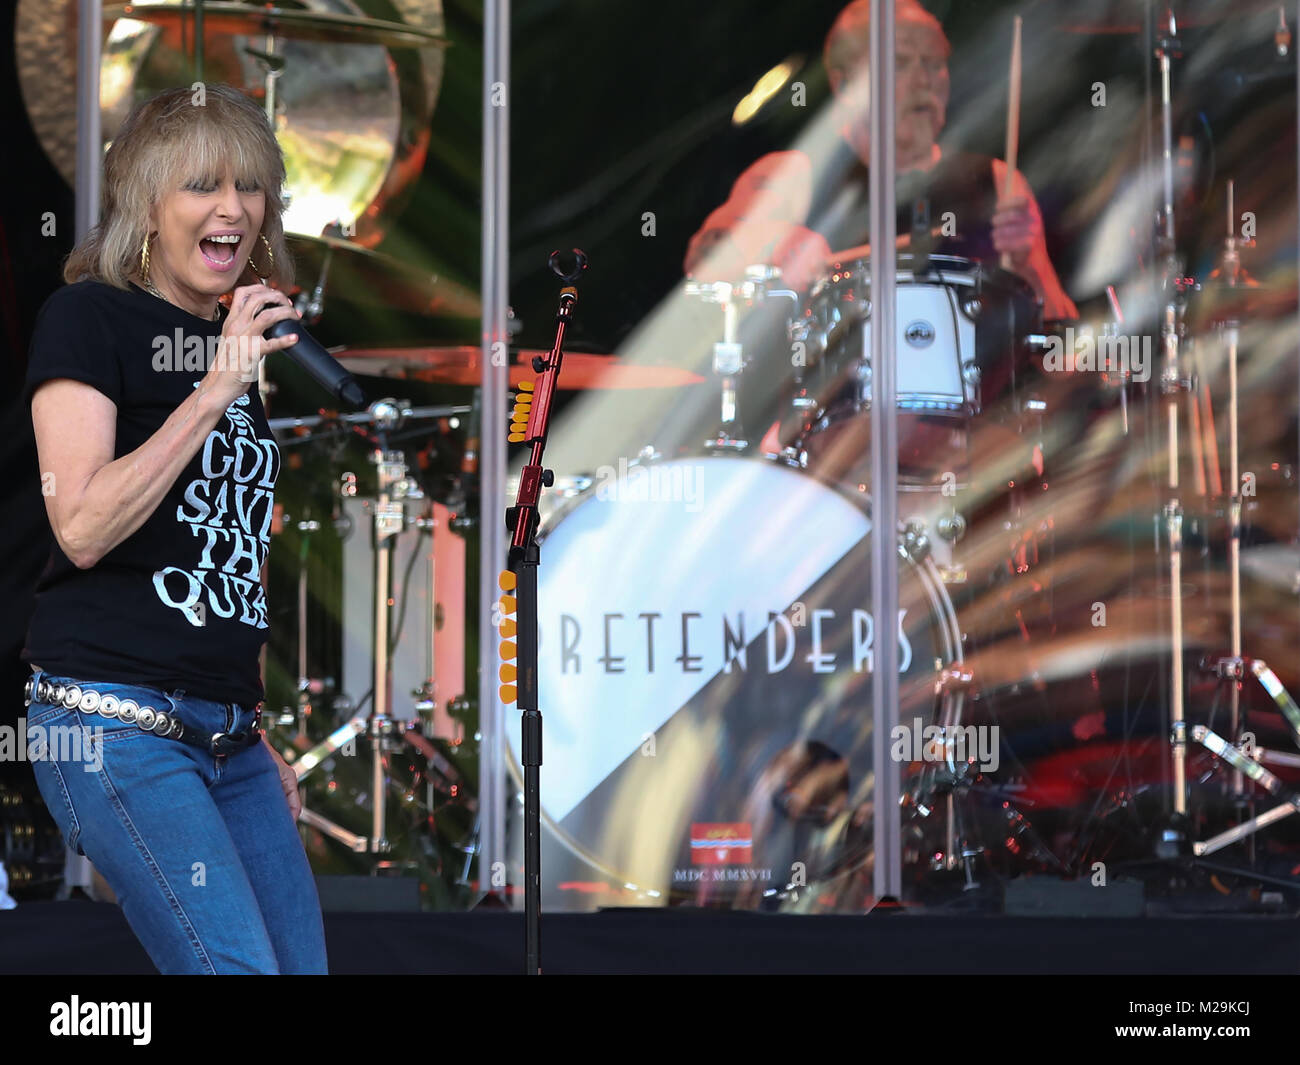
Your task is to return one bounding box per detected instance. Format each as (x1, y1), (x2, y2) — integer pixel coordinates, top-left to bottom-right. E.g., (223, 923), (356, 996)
(829, 225), (946, 265)
(1001, 15), (1022, 272)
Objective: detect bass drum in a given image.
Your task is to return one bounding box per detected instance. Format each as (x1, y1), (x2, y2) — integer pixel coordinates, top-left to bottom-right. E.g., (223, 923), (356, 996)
(508, 454), (967, 910)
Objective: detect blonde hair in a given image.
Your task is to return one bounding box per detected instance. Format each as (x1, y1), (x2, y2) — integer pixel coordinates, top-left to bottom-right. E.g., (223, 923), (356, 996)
(824, 0), (950, 83)
(64, 83), (293, 291)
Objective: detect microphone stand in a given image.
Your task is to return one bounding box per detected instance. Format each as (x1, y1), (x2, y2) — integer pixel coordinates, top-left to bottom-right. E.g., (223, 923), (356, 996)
(498, 249), (586, 976)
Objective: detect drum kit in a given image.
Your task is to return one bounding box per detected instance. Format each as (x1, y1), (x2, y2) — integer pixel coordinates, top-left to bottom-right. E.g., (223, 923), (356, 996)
(522, 252), (1066, 909)
(515, 13), (1300, 912)
(520, 232), (1300, 910)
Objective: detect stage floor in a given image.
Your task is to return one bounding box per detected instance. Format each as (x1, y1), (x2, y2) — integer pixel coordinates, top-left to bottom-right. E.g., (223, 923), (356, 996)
(1, 900), (1296, 974)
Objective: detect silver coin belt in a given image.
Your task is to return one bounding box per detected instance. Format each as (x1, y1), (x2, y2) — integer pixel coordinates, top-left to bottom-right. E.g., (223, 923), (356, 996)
(24, 676), (262, 754)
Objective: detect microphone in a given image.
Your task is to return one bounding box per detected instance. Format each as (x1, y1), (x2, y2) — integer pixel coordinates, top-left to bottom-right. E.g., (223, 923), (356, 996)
(910, 195), (933, 274)
(263, 317), (366, 409)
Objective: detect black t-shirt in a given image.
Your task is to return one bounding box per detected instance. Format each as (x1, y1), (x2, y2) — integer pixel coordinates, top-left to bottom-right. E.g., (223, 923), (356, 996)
(21, 280), (280, 707)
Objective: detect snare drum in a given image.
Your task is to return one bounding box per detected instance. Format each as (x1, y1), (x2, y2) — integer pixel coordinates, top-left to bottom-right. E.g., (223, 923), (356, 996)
(787, 254), (1040, 487)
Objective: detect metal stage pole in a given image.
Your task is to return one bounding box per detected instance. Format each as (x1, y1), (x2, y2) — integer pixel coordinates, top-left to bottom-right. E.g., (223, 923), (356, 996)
(64, 0), (105, 902)
(1295, 3), (1300, 677)
(75, 0), (102, 242)
(478, 0), (510, 903)
(868, 0), (903, 903)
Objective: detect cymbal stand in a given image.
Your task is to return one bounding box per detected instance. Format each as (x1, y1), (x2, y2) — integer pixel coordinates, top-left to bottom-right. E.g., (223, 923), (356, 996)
(690, 279), (748, 452)
(1217, 181), (1246, 803)
(1191, 188), (1300, 860)
(366, 400), (421, 854)
(688, 269), (800, 453)
(289, 400), (425, 857)
(245, 29), (285, 128)
(287, 516), (324, 738)
(1153, 11), (1193, 851)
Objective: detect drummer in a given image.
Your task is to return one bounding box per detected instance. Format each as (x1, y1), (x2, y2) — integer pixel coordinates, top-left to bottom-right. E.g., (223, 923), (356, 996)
(684, 0), (1077, 322)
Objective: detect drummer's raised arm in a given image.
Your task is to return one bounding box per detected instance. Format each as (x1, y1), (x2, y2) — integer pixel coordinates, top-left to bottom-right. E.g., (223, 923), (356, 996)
(991, 159), (1078, 321)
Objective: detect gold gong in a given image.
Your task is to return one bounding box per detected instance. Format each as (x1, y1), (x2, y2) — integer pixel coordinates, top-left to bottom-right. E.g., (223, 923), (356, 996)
(15, 0), (445, 248)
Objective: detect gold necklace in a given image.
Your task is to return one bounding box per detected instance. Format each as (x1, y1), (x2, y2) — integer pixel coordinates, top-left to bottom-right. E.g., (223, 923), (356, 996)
(143, 277), (220, 322)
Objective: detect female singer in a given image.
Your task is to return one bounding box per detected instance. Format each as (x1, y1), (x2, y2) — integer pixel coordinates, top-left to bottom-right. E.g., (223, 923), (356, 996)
(22, 84), (327, 974)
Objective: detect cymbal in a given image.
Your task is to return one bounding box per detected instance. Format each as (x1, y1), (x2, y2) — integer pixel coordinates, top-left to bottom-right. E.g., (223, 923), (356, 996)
(287, 234), (479, 319)
(106, 3), (448, 49)
(334, 346), (708, 390)
(53, 0), (445, 246)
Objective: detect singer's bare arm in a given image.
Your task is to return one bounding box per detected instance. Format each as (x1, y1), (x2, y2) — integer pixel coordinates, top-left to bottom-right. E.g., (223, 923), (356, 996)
(31, 284), (298, 569)
(33, 379), (232, 568)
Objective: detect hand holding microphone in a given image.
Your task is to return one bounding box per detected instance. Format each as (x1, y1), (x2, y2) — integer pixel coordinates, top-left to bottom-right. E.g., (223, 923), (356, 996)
(203, 283), (300, 409)
(204, 283), (367, 410)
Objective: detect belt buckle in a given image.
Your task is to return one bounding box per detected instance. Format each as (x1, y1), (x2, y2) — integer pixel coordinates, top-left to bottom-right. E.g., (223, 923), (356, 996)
(210, 703), (265, 757)
(211, 727), (249, 757)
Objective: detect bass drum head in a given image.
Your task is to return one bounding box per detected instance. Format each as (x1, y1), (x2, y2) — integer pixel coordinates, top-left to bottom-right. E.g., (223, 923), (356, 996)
(510, 455), (961, 909)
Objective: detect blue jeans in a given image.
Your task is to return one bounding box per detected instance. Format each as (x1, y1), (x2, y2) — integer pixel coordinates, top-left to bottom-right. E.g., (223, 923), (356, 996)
(25, 668), (328, 974)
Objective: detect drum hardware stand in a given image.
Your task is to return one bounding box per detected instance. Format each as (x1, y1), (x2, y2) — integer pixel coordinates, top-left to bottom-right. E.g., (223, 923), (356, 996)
(1196, 180), (1254, 796)
(244, 29), (286, 128)
(402, 504), (445, 725)
(293, 254), (330, 327)
(689, 268), (801, 453)
(1150, 8), (1196, 857)
(688, 278), (748, 451)
(1188, 658), (1300, 860)
(712, 281), (747, 451)
(1180, 189), (1300, 869)
(930, 663), (979, 886)
(283, 515), (334, 737)
(899, 532), (984, 887)
(496, 249), (586, 975)
(286, 399), (428, 857)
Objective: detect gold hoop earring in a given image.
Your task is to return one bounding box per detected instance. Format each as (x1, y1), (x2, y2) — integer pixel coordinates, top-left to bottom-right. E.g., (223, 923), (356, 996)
(140, 233), (152, 285)
(250, 233), (275, 283)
